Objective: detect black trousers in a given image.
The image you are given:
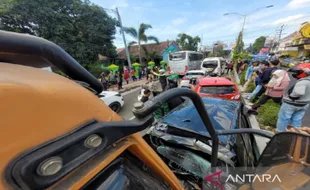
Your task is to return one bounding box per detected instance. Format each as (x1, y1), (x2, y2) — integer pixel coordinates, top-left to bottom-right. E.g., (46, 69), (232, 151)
(252, 86), (266, 102)
(252, 95), (282, 109)
(102, 83), (108, 91)
(118, 82), (122, 90)
(226, 68), (233, 74)
(161, 83), (167, 91)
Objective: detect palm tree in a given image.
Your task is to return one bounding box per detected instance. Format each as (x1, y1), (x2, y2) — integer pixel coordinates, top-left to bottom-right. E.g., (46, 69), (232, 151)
(123, 23), (159, 65)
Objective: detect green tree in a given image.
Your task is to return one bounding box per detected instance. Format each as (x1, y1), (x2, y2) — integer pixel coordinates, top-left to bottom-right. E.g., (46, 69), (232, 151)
(142, 46), (161, 63)
(0, 0), (117, 67)
(123, 23), (159, 65)
(176, 33), (200, 51)
(252, 36), (266, 54)
(130, 54), (138, 64)
(232, 31), (245, 61)
(234, 31), (244, 54)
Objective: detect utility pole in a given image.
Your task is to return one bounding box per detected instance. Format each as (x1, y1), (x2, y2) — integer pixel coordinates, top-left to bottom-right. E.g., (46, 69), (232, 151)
(115, 8), (132, 68)
(198, 34), (203, 52)
(278, 24), (285, 41)
(272, 25), (284, 52)
(241, 15), (247, 35)
(224, 5), (274, 55)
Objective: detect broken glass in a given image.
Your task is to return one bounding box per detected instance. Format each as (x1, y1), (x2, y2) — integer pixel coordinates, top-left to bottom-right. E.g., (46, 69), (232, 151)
(157, 146), (211, 178)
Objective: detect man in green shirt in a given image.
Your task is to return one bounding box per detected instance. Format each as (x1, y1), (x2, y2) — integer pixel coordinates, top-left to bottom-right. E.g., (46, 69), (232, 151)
(167, 71), (179, 89)
(152, 69), (179, 91)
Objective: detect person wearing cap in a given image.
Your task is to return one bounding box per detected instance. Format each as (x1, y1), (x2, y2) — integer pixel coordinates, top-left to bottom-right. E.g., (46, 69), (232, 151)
(152, 69), (168, 91)
(276, 67), (310, 132)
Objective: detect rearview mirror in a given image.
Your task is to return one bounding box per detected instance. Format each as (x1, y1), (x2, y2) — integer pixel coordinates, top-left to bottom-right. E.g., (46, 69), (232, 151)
(253, 132), (310, 189)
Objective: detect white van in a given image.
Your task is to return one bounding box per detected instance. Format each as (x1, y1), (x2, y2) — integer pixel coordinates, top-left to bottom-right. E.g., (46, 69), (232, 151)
(200, 57), (226, 76)
(168, 51), (204, 74)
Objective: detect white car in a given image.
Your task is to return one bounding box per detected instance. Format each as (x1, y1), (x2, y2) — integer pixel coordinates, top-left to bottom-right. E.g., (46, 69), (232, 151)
(201, 57), (226, 76)
(98, 91), (124, 113)
(180, 70), (206, 88)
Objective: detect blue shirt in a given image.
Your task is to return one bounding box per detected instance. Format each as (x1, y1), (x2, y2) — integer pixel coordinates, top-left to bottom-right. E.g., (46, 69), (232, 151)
(245, 66), (259, 80)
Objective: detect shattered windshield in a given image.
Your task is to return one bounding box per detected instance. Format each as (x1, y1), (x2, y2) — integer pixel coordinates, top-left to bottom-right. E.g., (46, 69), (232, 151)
(161, 97), (240, 143)
(157, 146), (211, 178)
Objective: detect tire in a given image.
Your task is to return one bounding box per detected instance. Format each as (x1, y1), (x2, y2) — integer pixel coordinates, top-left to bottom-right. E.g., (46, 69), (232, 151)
(109, 102), (121, 113)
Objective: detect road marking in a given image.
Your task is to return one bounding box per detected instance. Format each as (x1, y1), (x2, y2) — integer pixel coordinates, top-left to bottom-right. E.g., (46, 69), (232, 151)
(129, 116), (135, 120)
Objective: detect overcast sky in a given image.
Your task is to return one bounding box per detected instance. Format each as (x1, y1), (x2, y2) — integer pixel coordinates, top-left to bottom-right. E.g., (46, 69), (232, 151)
(92, 0), (310, 48)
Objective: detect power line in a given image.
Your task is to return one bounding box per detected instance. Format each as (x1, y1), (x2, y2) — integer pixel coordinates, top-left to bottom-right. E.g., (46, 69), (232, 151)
(201, 16), (310, 43)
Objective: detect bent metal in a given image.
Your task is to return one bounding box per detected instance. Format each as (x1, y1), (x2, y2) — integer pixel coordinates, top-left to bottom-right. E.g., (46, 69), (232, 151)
(226, 174), (281, 183)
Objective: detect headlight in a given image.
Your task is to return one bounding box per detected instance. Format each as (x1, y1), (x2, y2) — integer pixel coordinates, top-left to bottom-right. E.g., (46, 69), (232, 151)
(115, 93), (121, 97)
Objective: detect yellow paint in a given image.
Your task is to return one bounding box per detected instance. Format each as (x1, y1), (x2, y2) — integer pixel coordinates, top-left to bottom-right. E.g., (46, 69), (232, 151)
(305, 45), (310, 50)
(300, 23), (310, 38)
(281, 51), (298, 57)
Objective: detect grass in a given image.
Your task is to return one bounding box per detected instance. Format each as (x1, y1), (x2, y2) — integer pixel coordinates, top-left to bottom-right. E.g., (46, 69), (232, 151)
(257, 100), (280, 128)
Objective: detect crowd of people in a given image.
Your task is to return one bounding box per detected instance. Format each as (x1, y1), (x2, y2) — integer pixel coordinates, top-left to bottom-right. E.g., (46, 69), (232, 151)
(100, 66), (152, 91)
(238, 58), (310, 133)
(139, 67), (181, 119)
(99, 65), (174, 91)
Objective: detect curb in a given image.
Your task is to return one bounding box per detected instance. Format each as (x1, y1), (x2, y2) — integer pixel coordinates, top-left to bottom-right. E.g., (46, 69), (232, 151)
(119, 85), (142, 94)
(233, 69), (270, 156)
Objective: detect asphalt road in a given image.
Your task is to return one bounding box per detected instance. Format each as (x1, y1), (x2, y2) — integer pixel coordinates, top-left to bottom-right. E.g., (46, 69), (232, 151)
(119, 88), (141, 120)
(288, 73), (310, 126)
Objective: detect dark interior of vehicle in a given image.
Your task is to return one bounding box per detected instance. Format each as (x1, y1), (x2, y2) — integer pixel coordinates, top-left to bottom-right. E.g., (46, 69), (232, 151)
(81, 151), (172, 190)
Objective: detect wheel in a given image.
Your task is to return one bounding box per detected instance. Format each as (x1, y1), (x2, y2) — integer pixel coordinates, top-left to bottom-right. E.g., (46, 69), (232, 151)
(109, 102), (121, 113)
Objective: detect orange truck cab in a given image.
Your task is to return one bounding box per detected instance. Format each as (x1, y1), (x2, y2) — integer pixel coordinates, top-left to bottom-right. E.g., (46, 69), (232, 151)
(0, 30), (183, 190)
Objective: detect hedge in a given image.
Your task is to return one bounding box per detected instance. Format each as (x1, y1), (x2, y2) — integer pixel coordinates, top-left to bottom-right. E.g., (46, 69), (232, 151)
(257, 100), (280, 127)
(239, 66), (248, 85)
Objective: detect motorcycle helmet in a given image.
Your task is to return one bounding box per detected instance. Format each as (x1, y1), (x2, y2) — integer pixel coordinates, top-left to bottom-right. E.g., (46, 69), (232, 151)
(288, 63), (310, 79)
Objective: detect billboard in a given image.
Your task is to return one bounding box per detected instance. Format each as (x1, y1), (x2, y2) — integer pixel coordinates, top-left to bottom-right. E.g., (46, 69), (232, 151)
(259, 48), (269, 54)
(264, 37), (275, 48)
(223, 43), (233, 51)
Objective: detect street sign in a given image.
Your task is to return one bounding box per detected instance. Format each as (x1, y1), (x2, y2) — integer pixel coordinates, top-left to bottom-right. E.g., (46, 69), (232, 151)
(300, 22), (310, 38)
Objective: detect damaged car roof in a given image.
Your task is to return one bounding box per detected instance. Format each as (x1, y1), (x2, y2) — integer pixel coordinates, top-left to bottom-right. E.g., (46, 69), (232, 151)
(161, 97), (240, 143)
